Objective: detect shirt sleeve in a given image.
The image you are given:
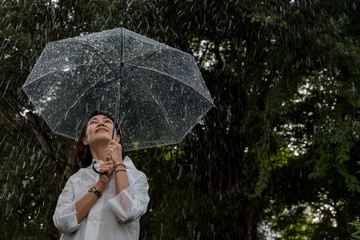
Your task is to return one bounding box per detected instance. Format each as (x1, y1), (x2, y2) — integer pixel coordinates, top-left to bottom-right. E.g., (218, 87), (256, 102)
(53, 178), (81, 233)
(108, 172), (150, 224)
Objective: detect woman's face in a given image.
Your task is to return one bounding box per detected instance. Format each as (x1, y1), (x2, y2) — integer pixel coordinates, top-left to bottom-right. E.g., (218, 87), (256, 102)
(83, 114), (119, 146)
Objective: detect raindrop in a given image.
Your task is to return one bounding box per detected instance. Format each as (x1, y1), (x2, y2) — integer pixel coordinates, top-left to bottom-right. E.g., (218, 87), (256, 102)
(6, 203), (13, 217)
(19, 193), (23, 206)
(51, 172), (57, 183)
(9, 146), (15, 158)
(38, 156), (46, 169)
(197, 231), (201, 240)
(168, 172), (172, 184)
(0, 136), (6, 146)
(1, 187), (7, 199)
(36, 149), (42, 159)
(2, 80), (10, 97)
(160, 223), (163, 240)
(177, 165), (183, 180)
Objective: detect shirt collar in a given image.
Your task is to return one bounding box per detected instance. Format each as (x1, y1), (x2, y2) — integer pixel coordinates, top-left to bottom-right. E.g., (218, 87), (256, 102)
(92, 159), (104, 164)
(91, 156), (135, 169)
(123, 156), (135, 169)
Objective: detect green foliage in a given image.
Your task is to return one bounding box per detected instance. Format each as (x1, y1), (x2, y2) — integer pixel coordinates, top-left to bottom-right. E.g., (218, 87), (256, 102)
(2, 0), (360, 239)
(350, 221), (360, 239)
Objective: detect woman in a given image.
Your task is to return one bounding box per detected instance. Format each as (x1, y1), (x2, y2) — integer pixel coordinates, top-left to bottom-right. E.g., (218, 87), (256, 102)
(53, 110), (150, 239)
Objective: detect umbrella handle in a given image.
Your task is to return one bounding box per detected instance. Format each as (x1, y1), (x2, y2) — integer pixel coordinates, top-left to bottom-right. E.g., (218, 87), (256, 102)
(92, 161), (107, 175)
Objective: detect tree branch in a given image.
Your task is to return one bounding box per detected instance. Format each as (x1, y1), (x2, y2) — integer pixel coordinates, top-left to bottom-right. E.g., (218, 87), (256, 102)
(26, 111), (54, 157)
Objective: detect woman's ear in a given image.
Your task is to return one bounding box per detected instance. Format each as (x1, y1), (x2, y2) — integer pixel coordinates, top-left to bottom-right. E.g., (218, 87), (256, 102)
(116, 135), (121, 143)
(82, 137), (88, 146)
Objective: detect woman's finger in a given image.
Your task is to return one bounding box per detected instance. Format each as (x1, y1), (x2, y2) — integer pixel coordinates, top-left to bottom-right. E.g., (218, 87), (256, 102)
(100, 166), (112, 173)
(108, 140), (122, 150)
(100, 161), (112, 167)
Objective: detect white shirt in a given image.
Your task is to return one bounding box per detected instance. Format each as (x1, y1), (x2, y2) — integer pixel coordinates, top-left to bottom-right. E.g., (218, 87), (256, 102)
(53, 156), (150, 240)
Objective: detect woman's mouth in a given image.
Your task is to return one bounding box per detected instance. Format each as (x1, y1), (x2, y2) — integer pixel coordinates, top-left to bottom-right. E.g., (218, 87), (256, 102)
(96, 128), (108, 133)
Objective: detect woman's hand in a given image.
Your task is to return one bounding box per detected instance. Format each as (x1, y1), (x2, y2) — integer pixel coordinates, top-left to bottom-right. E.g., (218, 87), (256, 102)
(96, 161), (114, 191)
(105, 140), (123, 165)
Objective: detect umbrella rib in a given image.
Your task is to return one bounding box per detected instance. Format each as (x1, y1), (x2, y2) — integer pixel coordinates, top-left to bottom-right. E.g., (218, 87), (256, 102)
(124, 44), (183, 66)
(124, 78), (178, 138)
(60, 64), (178, 139)
(125, 64), (213, 104)
(22, 63), (111, 88)
(124, 48), (161, 65)
(52, 71), (116, 132)
(64, 39), (122, 85)
(89, 49), (162, 89)
(61, 39), (117, 64)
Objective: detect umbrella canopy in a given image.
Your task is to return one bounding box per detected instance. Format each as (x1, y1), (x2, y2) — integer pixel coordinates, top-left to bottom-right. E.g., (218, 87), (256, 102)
(22, 27), (214, 151)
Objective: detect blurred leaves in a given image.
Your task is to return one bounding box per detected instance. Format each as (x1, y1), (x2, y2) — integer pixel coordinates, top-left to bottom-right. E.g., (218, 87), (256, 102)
(350, 221), (360, 239)
(1, 0), (360, 239)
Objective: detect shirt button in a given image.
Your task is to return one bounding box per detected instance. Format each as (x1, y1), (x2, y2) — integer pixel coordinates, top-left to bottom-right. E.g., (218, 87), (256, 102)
(93, 221), (97, 225)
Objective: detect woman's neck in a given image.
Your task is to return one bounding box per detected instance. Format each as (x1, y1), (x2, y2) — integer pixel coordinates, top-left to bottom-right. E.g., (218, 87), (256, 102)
(90, 144), (107, 162)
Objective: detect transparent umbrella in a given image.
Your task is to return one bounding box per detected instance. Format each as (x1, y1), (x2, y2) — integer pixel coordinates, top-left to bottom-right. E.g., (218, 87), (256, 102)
(22, 27), (214, 152)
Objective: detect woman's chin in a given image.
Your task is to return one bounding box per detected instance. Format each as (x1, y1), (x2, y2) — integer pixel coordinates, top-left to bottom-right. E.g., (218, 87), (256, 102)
(91, 135), (112, 145)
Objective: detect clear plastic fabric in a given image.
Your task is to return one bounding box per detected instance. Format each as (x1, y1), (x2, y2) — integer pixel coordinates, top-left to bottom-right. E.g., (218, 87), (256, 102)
(22, 27), (214, 151)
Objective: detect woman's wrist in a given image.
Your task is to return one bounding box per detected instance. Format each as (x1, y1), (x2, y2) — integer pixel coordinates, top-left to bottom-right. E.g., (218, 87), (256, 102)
(114, 161), (125, 169)
(95, 181), (106, 192)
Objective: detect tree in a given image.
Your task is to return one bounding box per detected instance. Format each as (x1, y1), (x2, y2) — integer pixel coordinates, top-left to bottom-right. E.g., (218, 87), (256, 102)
(1, 0), (360, 239)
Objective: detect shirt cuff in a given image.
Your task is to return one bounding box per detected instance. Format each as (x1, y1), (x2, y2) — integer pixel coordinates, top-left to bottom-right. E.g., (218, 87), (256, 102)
(108, 187), (141, 224)
(53, 202), (80, 233)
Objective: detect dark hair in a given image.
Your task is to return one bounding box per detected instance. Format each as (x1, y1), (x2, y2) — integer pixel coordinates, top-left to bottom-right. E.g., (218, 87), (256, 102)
(76, 110), (124, 168)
